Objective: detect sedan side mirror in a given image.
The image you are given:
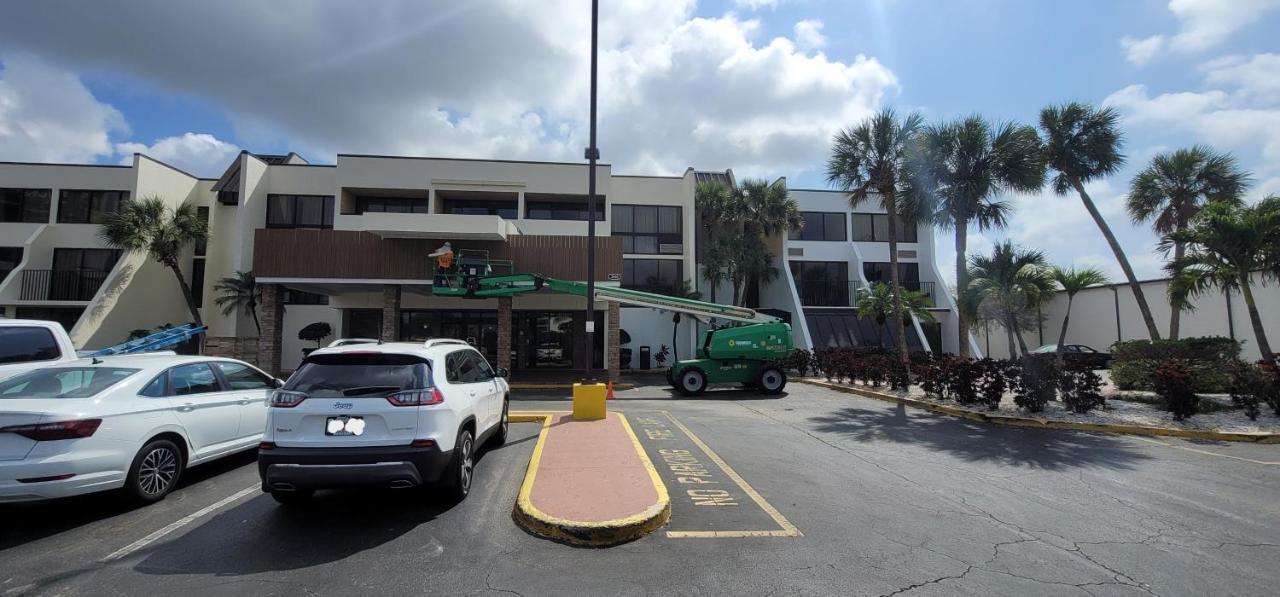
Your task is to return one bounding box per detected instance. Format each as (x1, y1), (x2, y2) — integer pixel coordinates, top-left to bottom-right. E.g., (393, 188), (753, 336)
(273, 378), (286, 388)
(495, 367), (509, 379)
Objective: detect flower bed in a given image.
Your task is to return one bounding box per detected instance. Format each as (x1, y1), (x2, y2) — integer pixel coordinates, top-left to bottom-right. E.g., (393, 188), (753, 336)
(807, 377), (1280, 435)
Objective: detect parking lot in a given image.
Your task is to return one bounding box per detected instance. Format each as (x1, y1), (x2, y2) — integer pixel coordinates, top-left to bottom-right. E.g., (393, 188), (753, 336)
(3, 382), (1278, 596)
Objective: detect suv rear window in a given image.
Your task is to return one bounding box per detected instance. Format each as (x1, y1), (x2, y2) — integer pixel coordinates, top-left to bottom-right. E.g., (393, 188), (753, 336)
(0, 326), (61, 365)
(286, 353), (430, 398)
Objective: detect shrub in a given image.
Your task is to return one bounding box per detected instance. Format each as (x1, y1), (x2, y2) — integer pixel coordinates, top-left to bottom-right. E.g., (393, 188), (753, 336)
(784, 348), (813, 377)
(1013, 357), (1058, 413)
(1228, 360), (1280, 420)
(887, 358), (911, 391)
(297, 322), (333, 347)
(1111, 336), (1240, 392)
(919, 355), (946, 398)
(946, 358), (982, 406)
(1059, 364), (1105, 414)
(977, 358), (1015, 410)
(1153, 359), (1198, 421)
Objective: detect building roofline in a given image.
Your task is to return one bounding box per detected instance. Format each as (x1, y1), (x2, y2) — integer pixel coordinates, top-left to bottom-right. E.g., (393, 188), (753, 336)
(135, 153), (203, 179)
(0, 161), (131, 169)
(336, 153), (612, 168)
(271, 163), (336, 168)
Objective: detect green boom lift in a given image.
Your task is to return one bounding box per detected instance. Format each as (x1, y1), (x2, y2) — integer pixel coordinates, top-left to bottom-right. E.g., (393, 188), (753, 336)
(432, 249), (793, 395)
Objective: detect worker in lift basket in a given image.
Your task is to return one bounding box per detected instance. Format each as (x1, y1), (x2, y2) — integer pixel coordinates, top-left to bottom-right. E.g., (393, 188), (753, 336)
(429, 242), (455, 288)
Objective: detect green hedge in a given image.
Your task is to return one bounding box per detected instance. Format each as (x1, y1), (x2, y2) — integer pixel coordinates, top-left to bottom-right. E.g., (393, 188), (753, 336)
(1110, 336), (1240, 392)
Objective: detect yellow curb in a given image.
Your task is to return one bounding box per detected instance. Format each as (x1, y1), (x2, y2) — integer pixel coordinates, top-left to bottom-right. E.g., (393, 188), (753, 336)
(510, 383), (635, 390)
(800, 379), (1280, 445)
(512, 412), (671, 547)
(508, 411), (567, 423)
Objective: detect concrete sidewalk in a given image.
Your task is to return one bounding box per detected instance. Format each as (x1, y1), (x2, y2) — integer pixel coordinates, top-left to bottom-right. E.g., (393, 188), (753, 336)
(513, 412), (670, 546)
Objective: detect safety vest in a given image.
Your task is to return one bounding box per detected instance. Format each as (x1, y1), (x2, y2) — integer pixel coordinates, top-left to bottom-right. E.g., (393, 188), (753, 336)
(437, 251), (454, 268)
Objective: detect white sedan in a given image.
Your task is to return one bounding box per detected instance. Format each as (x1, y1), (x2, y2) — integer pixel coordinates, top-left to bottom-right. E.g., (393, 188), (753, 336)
(0, 354), (278, 504)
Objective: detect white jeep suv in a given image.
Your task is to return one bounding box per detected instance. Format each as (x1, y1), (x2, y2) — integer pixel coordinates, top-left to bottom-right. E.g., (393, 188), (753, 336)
(257, 340), (510, 504)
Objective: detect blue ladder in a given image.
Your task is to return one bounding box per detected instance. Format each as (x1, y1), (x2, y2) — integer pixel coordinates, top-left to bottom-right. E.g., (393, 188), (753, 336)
(84, 324), (207, 356)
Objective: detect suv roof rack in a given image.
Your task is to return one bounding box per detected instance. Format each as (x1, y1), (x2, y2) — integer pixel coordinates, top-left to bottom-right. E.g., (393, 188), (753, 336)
(423, 339), (470, 348)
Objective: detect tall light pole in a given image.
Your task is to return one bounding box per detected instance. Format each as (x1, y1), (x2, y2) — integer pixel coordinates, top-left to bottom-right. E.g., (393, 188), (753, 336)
(583, 0), (600, 381)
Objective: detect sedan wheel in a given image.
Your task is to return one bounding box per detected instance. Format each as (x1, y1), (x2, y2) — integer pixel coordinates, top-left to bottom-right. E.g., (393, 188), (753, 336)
(126, 439), (184, 504)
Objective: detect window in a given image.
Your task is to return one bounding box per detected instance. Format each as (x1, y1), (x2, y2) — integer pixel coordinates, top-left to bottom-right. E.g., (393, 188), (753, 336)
(850, 213), (917, 243)
(524, 194), (604, 221)
(13, 307), (84, 332)
(267, 194), (335, 228)
(443, 199), (517, 218)
(612, 204), (682, 254)
(357, 196), (430, 214)
(0, 367), (138, 399)
(286, 353), (427, 397)
(623, 258), (683, 295)
(53, 248), (120, 272)
(0, 326), (61, 365)
(862, 262), (921, 287)
(789, 212), (847, 242)
(194, 207), (209, 256)
(0, 247), (21, 283)
(190, 260), (206, 308)
(140, 375), (167, 397)
(446, 350), (480, 383)
(168, 363), (223, 396)
(57, 190), (129, 224)
(284, 289), (330, 305)
(1, 188), (51, 223)
(214, 362), (275, 390)
(789, 261), (849, 306)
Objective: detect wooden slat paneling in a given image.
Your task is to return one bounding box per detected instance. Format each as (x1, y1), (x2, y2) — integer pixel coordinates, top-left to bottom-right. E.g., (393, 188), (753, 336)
(253, 229), (622, 281)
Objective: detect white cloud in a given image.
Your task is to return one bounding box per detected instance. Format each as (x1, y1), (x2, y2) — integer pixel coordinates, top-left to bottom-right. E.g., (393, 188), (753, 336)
(735, 0), (783, 10)
(1120, 35), (1165, 66)
(0, 2), (898, 180)
(1121, 0), (1280, 65)
(793, 19), (826, 51)
(115, 132), (240, 177)
(0, 54), (124, 163)
(1104, 83), (1280, 161)
(1202, 53), (1280, 99)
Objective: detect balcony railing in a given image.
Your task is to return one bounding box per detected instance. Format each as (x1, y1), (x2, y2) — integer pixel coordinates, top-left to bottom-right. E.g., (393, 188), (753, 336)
(20, 269), (110, 301)
(797, 280), (938, 308)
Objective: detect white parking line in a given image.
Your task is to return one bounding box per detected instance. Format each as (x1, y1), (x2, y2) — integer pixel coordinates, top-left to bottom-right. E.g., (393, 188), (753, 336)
(100, 485), (260, 562)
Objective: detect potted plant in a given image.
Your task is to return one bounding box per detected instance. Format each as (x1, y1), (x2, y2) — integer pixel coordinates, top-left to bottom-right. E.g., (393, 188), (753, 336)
(655, 344), (671, 368)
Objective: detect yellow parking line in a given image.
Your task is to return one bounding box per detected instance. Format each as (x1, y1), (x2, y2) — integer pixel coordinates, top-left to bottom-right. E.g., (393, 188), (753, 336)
(660, 411), (801, 538)
(1131, 436), (1280, 465)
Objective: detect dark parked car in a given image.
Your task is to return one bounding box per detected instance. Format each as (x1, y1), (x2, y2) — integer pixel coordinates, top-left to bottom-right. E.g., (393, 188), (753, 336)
(1030, 344), (1112, 369)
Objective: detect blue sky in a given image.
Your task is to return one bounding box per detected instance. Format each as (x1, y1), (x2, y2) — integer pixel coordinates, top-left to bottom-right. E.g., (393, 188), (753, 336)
(1, 0), (1278, 284)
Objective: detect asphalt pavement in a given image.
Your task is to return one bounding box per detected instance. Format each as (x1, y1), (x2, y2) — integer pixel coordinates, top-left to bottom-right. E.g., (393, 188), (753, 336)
(2, 382), (1277, 596)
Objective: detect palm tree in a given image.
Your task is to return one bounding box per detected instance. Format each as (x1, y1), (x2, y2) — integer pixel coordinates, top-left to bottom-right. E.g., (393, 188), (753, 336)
(1048, 266), (1109, 368)
(695, 180), (738, 304)
(1040, 101), (1161, 340)
(914, 115), (1046, 357)
(1127, 145), (1250, 339)
(967, 242), (1054, 359)
(1164, 198), (1280, 365)
(856, 282), (936, 348)
(214, 270), (262, 336)
(736, 178), (803, 237)
(101, 197), (208, 327)
(827, 108), (925, 372)
(712, 231), (777, 307)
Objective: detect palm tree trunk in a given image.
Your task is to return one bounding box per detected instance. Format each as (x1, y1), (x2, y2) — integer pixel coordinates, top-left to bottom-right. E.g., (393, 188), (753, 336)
(1014, 320), (1031, 358)
(884, 191), (911, 373)
(166, 260), (203, 327)
(248, 300), (262, 336)
(1168, 240), (1184, 340)
(1004, 315), (1019, 360)
(1239, 275), (1275, 365)
(955, 222), (970, 357)
(1055, 296), (1073, 370)
(1070, 177), (1161, 340)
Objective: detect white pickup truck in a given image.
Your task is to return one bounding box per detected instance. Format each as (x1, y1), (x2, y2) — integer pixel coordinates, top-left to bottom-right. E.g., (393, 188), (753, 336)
(0, 319), (79, 381)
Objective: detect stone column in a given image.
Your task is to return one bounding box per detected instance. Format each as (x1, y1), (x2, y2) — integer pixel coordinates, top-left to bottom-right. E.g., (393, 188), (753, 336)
(607, 301), (621, 380)
(257, 284), (285, 376)
(497, 296), (513, 374)
(381, 285), (401, 342)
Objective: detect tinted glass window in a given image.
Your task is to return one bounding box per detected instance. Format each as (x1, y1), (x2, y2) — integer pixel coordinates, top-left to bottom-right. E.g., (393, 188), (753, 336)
(0, 367), (138, 399)
(451, 350), (480, 383)
(612, 204), (682, 254)
(851, 214), (916, 243)
(140, 374), (167, 397)
(0, 327), (61, 365)
(286, 353), (428, 397)
(789, 212), (847, 241)
(622, 258), (683, 295)
(214, 362), (274, 390)
(0, 188), (51, 223)
(267, 195), (335, 228)
(169, 363), (222, 396)
(57, 190), (128, 224)
(466, 351), (493, 382)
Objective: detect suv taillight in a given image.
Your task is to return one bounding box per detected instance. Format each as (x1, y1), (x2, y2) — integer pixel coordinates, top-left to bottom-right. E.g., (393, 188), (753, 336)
(270, 390), (308, 408)
(1, 418), (101, 441)
(386, 388), (444, 407)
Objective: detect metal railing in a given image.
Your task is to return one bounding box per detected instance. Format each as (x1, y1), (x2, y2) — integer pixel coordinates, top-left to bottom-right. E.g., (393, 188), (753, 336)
(20, 269), (110, 301)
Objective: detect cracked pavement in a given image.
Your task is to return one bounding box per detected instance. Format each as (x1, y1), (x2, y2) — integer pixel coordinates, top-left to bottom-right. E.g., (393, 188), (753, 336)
(1, 383), (1276, 596)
